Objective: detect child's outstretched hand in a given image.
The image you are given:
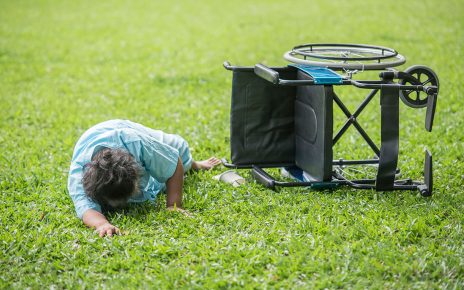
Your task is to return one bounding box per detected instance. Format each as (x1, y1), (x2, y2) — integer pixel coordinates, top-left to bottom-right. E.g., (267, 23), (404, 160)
(95, 222), (121, 237)
(83, 209), (122, 238)
(167, 206), (193, 217)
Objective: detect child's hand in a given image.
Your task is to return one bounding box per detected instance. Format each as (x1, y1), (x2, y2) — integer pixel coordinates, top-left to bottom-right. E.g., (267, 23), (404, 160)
(167, 206), (193, 217)
(95, 222), (121, 237)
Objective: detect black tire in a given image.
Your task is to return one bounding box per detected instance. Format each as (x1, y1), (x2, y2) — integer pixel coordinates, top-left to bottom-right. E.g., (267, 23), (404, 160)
(399, 65), (439, 108)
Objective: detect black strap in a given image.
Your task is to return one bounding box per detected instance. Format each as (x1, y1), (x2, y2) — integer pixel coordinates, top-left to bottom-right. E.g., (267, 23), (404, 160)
(376, 85), (400, 190)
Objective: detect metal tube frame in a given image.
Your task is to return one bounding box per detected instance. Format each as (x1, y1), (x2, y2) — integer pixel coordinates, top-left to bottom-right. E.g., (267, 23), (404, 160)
(223, 62), (434, 196)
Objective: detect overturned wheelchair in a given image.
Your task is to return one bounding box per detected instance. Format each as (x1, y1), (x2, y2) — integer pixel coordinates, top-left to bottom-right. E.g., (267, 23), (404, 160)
(223, 44), (439, 196)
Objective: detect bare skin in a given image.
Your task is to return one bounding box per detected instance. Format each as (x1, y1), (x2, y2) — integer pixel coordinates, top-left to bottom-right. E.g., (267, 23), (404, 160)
(82, 157), (221, 237)
(191, 157), (222, 170)
(83, 209), (121, 237)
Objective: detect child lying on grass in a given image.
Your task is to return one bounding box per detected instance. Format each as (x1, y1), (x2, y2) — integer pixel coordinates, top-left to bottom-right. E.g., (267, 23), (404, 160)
(67, 120), (221, 237)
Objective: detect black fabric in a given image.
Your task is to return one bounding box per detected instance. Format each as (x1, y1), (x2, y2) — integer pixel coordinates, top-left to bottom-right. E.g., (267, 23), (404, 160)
(230, 67), (296, 165)
(294, 71), (333, 181)
(376, 85), (400, 190)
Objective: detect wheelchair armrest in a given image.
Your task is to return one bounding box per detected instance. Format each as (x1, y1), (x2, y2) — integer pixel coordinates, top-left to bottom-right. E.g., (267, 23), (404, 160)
(254, 63), (280, 84)
(254, 63), (315, 86)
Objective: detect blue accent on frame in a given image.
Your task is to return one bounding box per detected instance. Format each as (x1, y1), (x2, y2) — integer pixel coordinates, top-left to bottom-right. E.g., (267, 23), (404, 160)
(289, 64), (343, 85)
(283, 166), (305, 182)
(282, 166), (339, 189)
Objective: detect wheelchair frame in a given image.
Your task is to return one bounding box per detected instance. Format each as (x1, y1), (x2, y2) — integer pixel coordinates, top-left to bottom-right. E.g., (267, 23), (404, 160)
(222, 44), (439, 196)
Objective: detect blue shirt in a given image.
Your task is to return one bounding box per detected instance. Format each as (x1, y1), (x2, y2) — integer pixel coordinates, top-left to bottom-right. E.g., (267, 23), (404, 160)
(67, 120), (193, 219)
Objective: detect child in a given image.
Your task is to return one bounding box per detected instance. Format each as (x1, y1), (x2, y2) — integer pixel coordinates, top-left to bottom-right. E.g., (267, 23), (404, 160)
(68, 119), (221, 237)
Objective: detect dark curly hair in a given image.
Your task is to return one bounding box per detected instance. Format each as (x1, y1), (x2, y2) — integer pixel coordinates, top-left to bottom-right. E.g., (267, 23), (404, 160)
(83, 148), (142, 209)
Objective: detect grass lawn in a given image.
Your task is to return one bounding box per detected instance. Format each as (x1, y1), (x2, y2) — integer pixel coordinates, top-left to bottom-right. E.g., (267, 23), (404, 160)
(1, 0), (463, 288)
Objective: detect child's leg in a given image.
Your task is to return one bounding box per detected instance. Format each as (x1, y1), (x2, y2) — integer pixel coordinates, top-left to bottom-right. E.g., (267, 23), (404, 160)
(125, 121), (195, 171)
(132, 122), (220, 172)
(162, 134), (220, 171)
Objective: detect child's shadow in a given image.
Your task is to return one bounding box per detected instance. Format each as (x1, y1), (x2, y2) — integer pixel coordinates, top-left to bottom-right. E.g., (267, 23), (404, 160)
(103, 199), (164, 222)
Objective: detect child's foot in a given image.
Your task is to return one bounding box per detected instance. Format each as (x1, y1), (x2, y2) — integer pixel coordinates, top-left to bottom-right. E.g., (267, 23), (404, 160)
(192, 157), (222, 170)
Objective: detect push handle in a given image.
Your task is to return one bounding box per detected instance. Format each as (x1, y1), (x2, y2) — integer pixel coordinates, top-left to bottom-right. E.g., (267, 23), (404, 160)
(379, 71), (439, 94)
(379, 71), (416, 82)
(254, 64), (280, 84)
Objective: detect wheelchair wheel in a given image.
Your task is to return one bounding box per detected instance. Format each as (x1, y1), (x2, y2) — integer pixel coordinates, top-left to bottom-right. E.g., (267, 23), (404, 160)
(399, 65), (439, 108)
(283, 43), (406, 70)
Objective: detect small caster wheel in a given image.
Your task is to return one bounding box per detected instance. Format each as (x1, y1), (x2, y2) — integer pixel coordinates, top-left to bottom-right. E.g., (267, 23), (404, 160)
(399, 65), (439, 108)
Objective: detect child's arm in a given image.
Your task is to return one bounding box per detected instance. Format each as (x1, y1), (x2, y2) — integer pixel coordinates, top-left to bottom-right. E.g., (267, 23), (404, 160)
(166, 158), (184, 209)
(82, 209), (120, 237)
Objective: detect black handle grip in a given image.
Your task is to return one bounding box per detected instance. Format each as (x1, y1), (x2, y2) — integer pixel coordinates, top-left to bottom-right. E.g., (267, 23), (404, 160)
(254, 63), (280, 85)
(379, 71), (395, 80)
(379, 71), (412, 81)
(251, 166), (275, 189)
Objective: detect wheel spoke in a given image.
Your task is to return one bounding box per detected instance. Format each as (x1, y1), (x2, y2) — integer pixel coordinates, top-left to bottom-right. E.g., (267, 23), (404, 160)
(422, 78), (433, 86)
(410, 73), (420, 85)
(349, 52), (367, 58)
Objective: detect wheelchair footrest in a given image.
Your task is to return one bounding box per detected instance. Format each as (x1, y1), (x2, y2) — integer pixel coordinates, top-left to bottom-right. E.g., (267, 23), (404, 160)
(251, 166), (276, 189)
(419, 149), (433, 196)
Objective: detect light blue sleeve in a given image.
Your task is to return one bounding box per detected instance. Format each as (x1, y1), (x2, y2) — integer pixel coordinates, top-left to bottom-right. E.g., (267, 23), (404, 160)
(68, 163), (102, 219)
(123, 133), (180, 184)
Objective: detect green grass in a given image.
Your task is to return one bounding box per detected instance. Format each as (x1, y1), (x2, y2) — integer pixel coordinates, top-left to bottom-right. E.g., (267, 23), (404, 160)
(1, 0), (463, 288)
